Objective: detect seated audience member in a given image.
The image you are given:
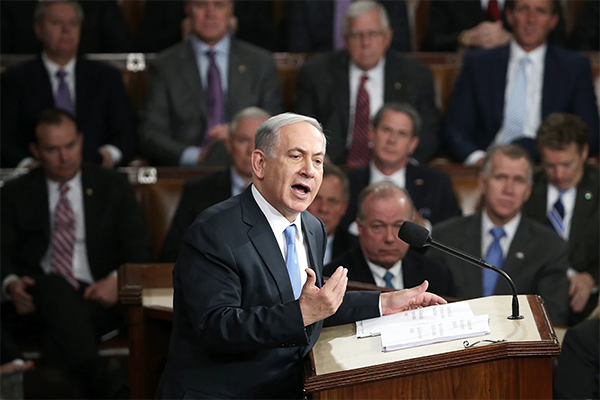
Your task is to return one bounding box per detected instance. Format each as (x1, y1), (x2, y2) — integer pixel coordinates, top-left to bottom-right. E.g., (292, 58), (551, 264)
(568, 0), (599, 51)
(428, 145), (569, 325)
(325, 182), (456, 297)
(161, 107), (270, 261)
(284, 0), (410, 52)
(422, 0), (566, 51)
(340, 103), (461, 233)
(134, 0), (281, 53)
(523, 113), (599, 325)
(553, 304), (600, 399)
(0, 109), (151, 398)
(1, 0), (137, 169)
(442, 0), (599, 165)
(139, 0), (283, 166)
(0, 0), (131, 54)
(307, 164), (358, 265)
(294, 0), (440, 166)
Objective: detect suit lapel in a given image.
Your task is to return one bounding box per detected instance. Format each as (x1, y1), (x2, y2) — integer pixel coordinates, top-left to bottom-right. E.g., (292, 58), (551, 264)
(34, 57), (55, 107)
(227, 40), (245, 121)
(541, 45), (560, 118)
(301, 212), (324, 287)
(493, 46), (510, 125)
(501, 217), (530, 291)
(570, 167), (599, 245)
(330, 53), (350, 135)
(460, 214), (485, 296)
(384, 52), (406, 102)
(81, 165), (101, 277)
(30, 168), (51, 243)
(528, 176), (549, 222)
(181, 40), (206, 125)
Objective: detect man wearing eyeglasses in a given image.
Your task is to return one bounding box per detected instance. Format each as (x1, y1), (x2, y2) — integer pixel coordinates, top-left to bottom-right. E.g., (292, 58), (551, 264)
(294, 0), (440, 167)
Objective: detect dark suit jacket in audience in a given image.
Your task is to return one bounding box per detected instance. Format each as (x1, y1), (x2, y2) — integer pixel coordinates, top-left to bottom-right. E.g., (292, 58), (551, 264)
(161, 169), (233, 262)
(330, 227), (359, 262)
(568, 0), (600, 51)
(134, 0), (281, 52)
(139, 37), (283, 166)
(0, 0), (131, 54)
(324, 246), (456, 297)
(442, 44), (599, 163)
(428, 213), (570, 325)
(284, 0), (411, 52)
(421, 0), (566, 51)
(340, 163), (462, 230)
(294, 50), (440, 164)
(0, 56), (137, 168)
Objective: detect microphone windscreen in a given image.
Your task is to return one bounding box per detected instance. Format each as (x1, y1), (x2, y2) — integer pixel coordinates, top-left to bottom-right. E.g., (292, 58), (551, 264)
(398, 221), (431, 248)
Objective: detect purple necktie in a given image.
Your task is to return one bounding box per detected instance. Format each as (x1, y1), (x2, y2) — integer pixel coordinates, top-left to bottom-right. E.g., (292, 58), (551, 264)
(333, 0), (352, 50)
(205, 49), (224, 145)
(55, 69), (75, 114)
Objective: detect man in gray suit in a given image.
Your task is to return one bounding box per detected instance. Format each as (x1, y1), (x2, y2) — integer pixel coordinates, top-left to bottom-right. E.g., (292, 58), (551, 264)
(428, 144), (570, 325)
(294, 0), (439, 166)
(139, 0), (283, 166)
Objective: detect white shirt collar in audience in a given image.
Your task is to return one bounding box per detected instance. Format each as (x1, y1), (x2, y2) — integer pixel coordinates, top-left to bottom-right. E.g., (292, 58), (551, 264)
(480, 0), (505, 10)
(251, 185), (309, 287)
(369, 162), (406, 188)
(230, 168), (249, 197)
(42, 52), (77, 103)
(546, 184), (576, 240)
(324, 233), (335, 265)
(481, 210), (521, 260)
(366, 257), (404, 289)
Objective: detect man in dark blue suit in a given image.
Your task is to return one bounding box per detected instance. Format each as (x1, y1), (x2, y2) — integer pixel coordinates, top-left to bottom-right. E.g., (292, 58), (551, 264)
(1, 0), (137, 168)
(155, 113), (447, 399)
(442, 0), (599, 165)
(325, 182), (456, 297)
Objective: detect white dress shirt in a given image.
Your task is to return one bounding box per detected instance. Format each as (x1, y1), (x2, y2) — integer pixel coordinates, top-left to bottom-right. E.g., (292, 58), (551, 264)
(367, 258), (405, 289)
(481, 210), (521, 260)
(251, 185), (309, 288)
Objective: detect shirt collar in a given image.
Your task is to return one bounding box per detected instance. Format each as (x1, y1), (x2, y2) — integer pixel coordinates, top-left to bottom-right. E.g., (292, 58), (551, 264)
(349, 55), (386, 77)
(481, 209), (521, 240)
(509, 39), (547, 66)
(230, 168), (249, 195)
(190, 33), (231, 58)
(45, 169), (82, 192)
(369, 162), (406, 187)
(365, 256), (402, 281)
(251, 184), (303, 238)
(42, 52), (76, 78)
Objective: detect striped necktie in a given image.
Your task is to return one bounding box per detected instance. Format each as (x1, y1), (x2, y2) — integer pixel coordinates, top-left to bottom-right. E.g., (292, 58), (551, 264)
(546, 190), (566, 238)
(501, 57), (530, 144)
(50, 183), (79, 289)
(347, 74), (371, 168)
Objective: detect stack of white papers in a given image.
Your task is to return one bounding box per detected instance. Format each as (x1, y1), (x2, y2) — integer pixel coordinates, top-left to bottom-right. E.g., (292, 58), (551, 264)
(356, 301), (490, 352)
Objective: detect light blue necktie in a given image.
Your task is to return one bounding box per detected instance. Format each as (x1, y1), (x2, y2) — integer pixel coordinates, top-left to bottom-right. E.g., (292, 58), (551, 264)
(501, 57), (530, 144)
(483, 226), (506, 297)
(383, 271), (395, 289)
(284, 225), (302, 299)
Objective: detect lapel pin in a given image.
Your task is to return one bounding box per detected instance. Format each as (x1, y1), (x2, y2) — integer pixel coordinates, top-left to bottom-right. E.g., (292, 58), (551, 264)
(394, 82), (402, 90)
(86, 188), (93, 196)
(238, 64), (246, 73)
(515, 252), (524, 260)
(414, 178), (424, 186)
(585, 192), (593, 200)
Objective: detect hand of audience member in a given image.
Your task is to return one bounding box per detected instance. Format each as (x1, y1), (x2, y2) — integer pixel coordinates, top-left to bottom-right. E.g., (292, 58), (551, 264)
(181, 16), (192, 39)
(465, 21), (511, 49)
(380, 280), (447, 316)
(98, 148), (115, 169)
(83, 274), (118, 308)
(0, 360), (35, 375)
(8, 276), (36, 315)
(568, 272), (595, 313)
(299, 266), (348, 326)
(207, 123), (229, 143)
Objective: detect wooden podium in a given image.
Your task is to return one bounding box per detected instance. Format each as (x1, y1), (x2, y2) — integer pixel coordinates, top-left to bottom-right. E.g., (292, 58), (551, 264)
(119, 263), (560, 400)
(304, 295), (560, 399)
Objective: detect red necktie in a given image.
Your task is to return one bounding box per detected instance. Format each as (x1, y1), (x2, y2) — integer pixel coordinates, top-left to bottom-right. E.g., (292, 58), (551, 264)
(348, 74), (371, 168)
(487, 0), (502, 21)
(50, 183), (79, 289)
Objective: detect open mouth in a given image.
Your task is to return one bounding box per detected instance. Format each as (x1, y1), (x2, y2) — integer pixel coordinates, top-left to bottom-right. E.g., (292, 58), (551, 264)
(292, 183), (311, 197)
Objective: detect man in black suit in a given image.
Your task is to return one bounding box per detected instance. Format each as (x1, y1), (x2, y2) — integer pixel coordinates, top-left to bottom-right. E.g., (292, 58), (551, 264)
(1, 109), (151, 397)
(294, 0), (439, 165)
(284, 0), (411, 52)
(1, 0), (137, 168)
(340, 102), (461, 233)
(422, 0), (566, 51)
(155, 112), (446, 399)
(160, 107), (270, 261)
(307, 164), (358, 265)
(1, 0), (132, 54)
(325, 182), (456, 297)
(428, 144), (570, 325)
(523, 113), (599, 325)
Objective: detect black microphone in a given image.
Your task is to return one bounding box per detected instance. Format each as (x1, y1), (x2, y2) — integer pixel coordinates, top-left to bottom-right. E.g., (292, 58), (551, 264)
(398, 221), (523, 320)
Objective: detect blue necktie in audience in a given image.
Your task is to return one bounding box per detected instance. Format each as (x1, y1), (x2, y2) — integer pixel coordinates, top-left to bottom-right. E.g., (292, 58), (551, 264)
(546, 190), (566, 238)
(502, 57), (530, 144)
(284, 225), (302, 299)
(383, 271), (395, 289)
(205, 49), (224, 145)
(55, 69), (74, 114)
(483, 226), (505, 297)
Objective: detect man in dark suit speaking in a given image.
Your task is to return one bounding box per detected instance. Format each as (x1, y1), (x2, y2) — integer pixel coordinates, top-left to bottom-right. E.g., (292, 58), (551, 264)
(155, 113), (447, 399)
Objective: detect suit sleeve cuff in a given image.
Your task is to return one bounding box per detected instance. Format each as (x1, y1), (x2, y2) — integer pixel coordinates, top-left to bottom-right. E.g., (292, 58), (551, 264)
(2, 274), (19, 301)
(101, 144), (122, 165)
(464, 150), (486, 166)
(179, 146), (202, 166)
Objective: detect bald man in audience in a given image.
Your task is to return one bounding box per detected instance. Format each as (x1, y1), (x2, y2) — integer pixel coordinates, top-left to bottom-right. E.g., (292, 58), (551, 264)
(161, 107), (270, 261)
(307, 164), (358, 265)
(325, 182), (456, 297)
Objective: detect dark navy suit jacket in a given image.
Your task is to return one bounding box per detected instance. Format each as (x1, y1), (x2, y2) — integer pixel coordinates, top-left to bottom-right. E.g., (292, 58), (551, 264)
(442, 44), (599, 162)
